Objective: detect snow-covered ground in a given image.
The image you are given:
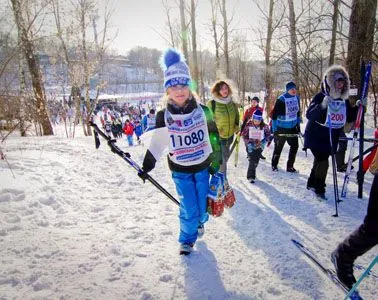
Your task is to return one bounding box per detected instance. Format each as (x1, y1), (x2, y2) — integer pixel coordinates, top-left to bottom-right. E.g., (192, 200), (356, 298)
(1, 124), (377, 300)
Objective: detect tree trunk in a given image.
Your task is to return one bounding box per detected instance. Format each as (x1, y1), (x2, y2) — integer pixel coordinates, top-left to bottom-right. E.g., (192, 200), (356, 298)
(287, 0), (299, 86)
(190, 0), (199, 93)
(221, 0), (230, 78)
(329, 0), (340, 66)
(11, 0), (53, 136)
(179, 0), (190, 63)
(163, 1), (176, 47)
(80, 1), (91, 137)
(346, 0), (377, 104)
(265, 0), (274, 116)
(18, 30), (26, 137)
(210, 0), (220, 76)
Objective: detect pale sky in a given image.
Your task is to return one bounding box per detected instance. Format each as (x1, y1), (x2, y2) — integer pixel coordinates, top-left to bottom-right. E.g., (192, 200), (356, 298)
(108, 0), (262, 57)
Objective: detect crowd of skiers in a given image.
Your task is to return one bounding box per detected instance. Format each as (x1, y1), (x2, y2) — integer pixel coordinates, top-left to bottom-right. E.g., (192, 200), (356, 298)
(106, 46), (377, 292)
(98, 105), (157, 146)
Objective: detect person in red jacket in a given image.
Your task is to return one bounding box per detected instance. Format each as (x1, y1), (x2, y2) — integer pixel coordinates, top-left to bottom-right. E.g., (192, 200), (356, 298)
(362, 128), (378, 172)
(241, 96), (265, 159)
(243, 96), (263, 125)
(123, 119), (134, 146)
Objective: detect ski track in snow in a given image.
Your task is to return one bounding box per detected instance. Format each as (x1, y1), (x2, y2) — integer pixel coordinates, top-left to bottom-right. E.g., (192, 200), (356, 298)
(0, 124), (377, 299)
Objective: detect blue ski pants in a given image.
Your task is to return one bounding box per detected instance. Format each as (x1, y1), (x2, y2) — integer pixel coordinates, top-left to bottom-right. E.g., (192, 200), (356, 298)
(127, 135), (133, 146)
(172, 168), (210, 244)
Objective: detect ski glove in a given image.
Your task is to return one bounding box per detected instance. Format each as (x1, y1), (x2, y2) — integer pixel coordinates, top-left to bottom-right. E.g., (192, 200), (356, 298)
(138, 169), (149, 183)
(356, 98), (367, 107)
(209, 162), (220, 175)
(321, 95), (331, 108)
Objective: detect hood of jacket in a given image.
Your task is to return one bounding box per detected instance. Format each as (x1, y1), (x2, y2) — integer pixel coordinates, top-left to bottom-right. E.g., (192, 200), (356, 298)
(321, 65), (350, 99)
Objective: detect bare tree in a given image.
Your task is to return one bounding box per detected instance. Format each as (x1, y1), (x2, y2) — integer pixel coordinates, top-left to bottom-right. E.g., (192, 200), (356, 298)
(219, 0), (230, 77)
(179, 0), (190, 62)
(254, 0), (285, 114)
(287, 0), (299, 85)
(329, 0), (340, 66)
(161, 0), (180, 47)
(10, 0), (53, 135)
(264, 0), (275, 114)
(52, 0), (113, 136)
(231, 35), (250, 104)
(209, 0), (221, 76)
(346, 0), (377, 104)
(190, 0), (199, 93)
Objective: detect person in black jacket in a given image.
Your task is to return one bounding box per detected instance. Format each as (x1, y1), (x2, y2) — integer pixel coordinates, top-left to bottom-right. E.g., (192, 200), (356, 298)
(304, 65), (358, 199)
(271, 82), (301, 172)
(139, 48), (222, 255)
(331, 172), (378, 289)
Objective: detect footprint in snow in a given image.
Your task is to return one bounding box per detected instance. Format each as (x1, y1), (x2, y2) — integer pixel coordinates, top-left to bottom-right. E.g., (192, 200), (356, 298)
(4, 214), (21, 224)
(0, 189), (25, 202)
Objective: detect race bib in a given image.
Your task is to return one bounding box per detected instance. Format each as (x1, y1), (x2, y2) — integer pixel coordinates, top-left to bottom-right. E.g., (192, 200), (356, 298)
(248, 127), (264, 141)
(285, 96), (299, 121)
(325, 100), (347, 129)
(165, 104), (213, 166)
(147, 116), (156, 129)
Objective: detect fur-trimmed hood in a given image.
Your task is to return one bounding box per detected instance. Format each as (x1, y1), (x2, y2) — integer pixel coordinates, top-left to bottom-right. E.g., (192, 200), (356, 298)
(321, 65), (350, 99)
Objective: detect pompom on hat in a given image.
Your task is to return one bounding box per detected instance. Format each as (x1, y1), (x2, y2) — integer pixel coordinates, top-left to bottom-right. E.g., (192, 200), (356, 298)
(252, 109), (263, 121)
(161, 48), (191, 90)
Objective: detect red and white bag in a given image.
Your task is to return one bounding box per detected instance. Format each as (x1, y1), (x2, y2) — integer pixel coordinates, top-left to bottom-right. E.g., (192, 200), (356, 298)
(207, 172), (225, 217)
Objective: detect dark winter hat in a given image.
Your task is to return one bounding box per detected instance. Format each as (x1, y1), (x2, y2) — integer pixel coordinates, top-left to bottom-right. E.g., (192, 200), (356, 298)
(286, 81), (296, 92)
(252, 109), (263, 121)
(149, 109), (155, 114)
(251, 96), (260, 103)
(161, 48), (191, 90)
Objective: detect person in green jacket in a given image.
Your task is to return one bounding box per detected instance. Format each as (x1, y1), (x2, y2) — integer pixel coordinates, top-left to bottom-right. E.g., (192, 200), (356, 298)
(207, 80), (240, 177)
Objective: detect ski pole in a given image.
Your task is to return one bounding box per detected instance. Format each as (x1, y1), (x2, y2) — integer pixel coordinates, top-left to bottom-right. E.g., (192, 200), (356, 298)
(229, 132), (241, 156)
(341, 62), (372, 199)
(276, 133), (303, 137)
(328, 113), (340, 217)
(90, 122), (180, 206)
(339, 137), (378, 143)
(344, 256), (378, 300)
(352, 143), (378, 163)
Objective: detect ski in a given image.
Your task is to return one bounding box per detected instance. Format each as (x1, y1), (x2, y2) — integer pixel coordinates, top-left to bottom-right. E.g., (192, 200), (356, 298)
(341, 62), (372, 198)
(291, 239), (363, 300)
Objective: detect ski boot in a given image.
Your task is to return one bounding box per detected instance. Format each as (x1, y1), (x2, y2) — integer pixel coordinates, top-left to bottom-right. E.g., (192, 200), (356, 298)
(179, 243), (194, 255)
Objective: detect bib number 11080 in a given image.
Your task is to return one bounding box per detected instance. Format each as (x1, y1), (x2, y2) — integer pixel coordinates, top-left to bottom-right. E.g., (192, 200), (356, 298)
(170, 129), (205, 148)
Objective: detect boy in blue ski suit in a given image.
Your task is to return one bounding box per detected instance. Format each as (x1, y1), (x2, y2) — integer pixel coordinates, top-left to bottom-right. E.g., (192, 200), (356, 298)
(134, 120), (143, 144)
(271, 81), (301, 172)
(139, 48), (221, 255)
